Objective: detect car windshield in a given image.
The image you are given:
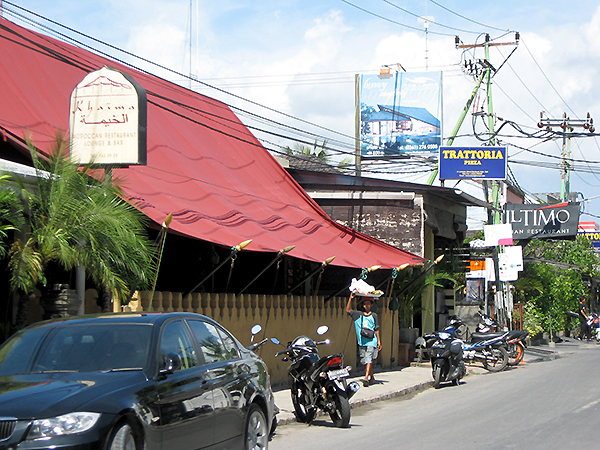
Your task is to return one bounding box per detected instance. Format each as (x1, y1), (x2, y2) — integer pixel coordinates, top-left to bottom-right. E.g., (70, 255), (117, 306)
(0, 323), (152, 376)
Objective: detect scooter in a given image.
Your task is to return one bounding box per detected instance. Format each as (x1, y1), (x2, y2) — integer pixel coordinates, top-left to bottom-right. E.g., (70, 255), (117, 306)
(424, 316), (467, 388)
(440, 315), (510, 372)
(475, 311), (530, 366)
(587, 313), (600, 341)
(272, 326), (360, 428)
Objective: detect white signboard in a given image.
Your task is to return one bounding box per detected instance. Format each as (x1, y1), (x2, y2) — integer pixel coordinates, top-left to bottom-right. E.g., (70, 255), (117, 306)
(69, 66), (147, 166)
(483, 223), (514, 247)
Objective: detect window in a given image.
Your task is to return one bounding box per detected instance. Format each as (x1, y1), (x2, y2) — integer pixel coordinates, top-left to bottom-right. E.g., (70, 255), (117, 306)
(216, 327), (240, 361)
(187, 320), (238, 364)
(27, 324), (151, 373)
(159, 320), (198, 371)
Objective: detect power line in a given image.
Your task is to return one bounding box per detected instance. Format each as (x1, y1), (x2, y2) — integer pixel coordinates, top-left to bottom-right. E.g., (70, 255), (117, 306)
(381, 0), (482, 34)
(339, 0), (454, 36)
(429, 0), (510, 33)
(521, 37), (577, 119)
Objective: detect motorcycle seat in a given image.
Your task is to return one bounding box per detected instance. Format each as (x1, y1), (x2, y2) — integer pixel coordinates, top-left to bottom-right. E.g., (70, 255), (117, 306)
(507, 330), (528, 339)
(470, 332), (506, 342)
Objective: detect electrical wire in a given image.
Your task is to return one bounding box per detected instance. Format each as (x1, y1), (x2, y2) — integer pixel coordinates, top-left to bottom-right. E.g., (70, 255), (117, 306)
(428, 0), (510, 33)
(520, 37), (578, 119)
(339, 0), (454, 36)
(1, 1), (445, 176)
(381, 0), (483, 34)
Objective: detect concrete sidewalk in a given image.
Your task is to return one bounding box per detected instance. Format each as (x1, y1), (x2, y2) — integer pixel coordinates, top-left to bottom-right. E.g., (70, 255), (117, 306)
(273, 344), (558, 426)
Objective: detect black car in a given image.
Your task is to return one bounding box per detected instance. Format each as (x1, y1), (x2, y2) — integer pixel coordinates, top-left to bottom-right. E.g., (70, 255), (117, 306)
(0, 312), (276, 450)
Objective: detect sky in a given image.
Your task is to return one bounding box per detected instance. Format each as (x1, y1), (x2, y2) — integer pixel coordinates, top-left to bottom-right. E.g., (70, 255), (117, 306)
(3, 0), (600, 229)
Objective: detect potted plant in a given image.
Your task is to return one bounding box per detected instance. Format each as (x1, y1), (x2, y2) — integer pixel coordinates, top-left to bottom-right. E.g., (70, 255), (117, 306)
(394, 269), (457, 343)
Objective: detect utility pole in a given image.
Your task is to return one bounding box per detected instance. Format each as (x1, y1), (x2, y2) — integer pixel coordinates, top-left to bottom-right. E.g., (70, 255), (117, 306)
(452, 34), (519, 324)
(428, 33), (519, 199)
(538, 112), (595, 202)
(455, 33), (519, 224)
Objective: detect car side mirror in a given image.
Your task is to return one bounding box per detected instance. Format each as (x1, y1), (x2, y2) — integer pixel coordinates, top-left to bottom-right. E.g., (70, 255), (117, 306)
(161, 353), (182, 374)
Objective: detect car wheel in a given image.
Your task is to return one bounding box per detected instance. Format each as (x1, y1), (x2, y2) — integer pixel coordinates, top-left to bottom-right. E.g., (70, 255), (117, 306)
(108, 423), (138, 450)
(245, 404), (268, 450)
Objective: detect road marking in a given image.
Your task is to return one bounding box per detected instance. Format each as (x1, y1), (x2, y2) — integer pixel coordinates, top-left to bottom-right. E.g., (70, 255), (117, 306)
(576, 399), (600, 413)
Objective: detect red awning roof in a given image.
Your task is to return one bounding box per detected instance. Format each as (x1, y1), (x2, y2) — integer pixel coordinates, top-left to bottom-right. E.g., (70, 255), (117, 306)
(0, 18), (425, 269)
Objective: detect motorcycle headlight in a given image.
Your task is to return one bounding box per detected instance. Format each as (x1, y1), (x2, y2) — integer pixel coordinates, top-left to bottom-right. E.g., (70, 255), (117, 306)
(27, 412), (101, 440)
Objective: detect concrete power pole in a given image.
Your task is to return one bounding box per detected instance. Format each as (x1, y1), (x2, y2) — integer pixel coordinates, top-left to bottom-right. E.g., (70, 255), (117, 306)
(538, 112), (595, 202)
(455, 33), (519, 224)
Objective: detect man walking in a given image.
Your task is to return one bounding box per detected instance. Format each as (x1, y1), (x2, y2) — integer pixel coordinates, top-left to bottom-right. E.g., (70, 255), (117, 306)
(346, 292), (382, 386)
(579, 296), (591, 341)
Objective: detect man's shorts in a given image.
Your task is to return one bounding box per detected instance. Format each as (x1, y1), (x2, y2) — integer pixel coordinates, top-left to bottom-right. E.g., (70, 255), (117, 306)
(359, 345), (378, 365)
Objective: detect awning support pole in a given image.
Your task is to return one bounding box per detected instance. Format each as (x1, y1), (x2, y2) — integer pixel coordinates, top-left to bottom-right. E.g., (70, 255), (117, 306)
(324, 265), (380, 303)
(183, 239), (252, 298)
(286, 256), (336, 295)
(149, 213), (172, 312)
(394, 255), (444, 298)
(237, 246), (295, 296)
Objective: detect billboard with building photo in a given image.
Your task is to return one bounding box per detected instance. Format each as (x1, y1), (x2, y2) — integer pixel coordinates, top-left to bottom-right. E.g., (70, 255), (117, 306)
(358, 71), (442, 157)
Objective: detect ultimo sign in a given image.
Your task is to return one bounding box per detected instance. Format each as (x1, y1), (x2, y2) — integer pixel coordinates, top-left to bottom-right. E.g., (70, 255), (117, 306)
(504, 203), (580, 240)
(439, 146), (506, 180)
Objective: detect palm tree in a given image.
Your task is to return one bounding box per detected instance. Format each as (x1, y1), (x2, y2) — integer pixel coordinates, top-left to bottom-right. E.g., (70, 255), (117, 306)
(0, 174), (21, 258)
(285, 140), (330, 162)
(5, 136), (157, 325)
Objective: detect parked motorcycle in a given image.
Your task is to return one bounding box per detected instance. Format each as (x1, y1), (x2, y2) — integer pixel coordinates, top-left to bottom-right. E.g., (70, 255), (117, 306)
(424, 316), (467, 388)
(565, 310), (600, 341)
(588, 313), (600, 341)
(440, 315), (510, 372)
(272, 326), (360, 428)
(475, 311), (530, 366)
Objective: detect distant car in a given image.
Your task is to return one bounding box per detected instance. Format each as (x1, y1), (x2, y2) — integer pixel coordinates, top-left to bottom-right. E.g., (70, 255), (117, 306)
(0, 312), (276, 450)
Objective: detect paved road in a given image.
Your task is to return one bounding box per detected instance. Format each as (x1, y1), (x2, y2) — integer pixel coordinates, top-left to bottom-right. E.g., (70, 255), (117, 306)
(269, 340), (600, 450)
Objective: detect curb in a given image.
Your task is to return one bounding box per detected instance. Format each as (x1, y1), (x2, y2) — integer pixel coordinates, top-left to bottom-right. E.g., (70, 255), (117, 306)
(275, 380), (434, 426)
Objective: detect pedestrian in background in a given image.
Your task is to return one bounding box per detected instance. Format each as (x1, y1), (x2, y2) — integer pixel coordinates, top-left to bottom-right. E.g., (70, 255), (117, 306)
(579, 296), (591, 341)
(346, 292), (382, 386)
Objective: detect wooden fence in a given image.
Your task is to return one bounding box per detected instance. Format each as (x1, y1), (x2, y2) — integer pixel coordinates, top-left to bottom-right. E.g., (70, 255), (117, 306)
(24, 289), (402, 387)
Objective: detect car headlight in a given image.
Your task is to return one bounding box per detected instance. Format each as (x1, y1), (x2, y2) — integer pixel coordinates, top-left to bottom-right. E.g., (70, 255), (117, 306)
(27, 412), (101, 440)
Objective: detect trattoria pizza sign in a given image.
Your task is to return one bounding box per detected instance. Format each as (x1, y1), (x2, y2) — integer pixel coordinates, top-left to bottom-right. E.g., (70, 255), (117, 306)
(439, 146), (506, 180)
(504, 203), (580, 239)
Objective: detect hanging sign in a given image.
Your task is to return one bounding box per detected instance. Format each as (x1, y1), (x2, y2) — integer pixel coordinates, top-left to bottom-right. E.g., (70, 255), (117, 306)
(439, 146), (506, 180)
(484, 223), (513, 246)
(505, 202), (580, 240)
(69, 66), (147, 166)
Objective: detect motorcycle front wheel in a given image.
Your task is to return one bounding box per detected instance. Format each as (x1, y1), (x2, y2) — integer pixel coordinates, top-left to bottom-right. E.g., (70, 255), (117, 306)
(433, 365), (443, 389)
(483, 346), (508, 372)
(290, 382), (316, 424)
(507, 342), (525, 366)
(328, 392), (351, 428)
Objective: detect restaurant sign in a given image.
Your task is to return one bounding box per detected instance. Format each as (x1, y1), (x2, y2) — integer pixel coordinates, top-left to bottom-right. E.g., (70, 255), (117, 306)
(69, 66), (147, 166)
(504, 202), (580, 240)
(439, 146), (506, 180)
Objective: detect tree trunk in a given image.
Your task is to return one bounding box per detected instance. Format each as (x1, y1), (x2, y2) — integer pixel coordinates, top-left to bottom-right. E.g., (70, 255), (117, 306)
(101, 284), (111, 313)
(15, 291), (32, 329)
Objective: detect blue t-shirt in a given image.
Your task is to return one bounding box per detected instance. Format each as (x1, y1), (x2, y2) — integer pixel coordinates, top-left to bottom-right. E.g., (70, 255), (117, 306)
(349, 310), (379, 347)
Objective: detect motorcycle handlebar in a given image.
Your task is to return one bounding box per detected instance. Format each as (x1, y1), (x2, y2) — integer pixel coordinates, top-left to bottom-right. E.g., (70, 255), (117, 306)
(275, 348), (291, 358)
(246, 338), (268, 352)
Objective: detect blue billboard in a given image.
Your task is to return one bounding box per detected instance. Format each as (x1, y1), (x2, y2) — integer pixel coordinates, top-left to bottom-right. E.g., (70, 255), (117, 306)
(439, 146), (507, 180)
(359, 72), (442, 157)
